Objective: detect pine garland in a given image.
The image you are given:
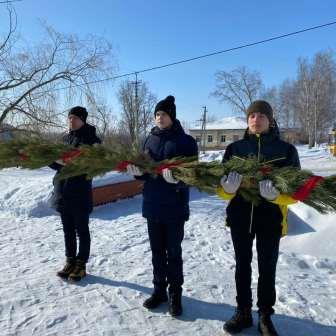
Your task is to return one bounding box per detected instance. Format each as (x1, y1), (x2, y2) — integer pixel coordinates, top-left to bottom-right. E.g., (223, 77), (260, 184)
(0, 138), (72, 169)
(1, 139), (335, 213)
(169, 156), (336, 213)
(56, 145), (155, 180)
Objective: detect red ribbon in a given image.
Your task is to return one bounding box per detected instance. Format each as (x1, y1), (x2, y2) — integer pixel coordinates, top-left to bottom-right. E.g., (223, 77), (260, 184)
(61, 149), (82, 164)
(19, 153), (28, 161)
(259, 166), (273, 175)
(292, 175), (324, 201)
(116, 160), (132, 172)
(154, 162), (182, 174)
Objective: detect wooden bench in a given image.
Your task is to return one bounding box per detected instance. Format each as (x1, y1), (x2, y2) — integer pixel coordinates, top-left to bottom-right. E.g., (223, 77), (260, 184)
(92, 180), (144, 206)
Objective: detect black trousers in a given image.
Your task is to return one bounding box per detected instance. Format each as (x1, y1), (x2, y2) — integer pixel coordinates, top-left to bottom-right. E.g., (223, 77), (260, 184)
(230, 218), (282, 314)
(60, 209), (91, 263)
(147, 218), (185, 294)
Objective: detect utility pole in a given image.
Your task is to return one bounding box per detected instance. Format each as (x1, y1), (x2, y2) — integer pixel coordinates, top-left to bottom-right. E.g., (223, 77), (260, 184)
(130, 72), (142, 147)
(200, 106), (207, 154)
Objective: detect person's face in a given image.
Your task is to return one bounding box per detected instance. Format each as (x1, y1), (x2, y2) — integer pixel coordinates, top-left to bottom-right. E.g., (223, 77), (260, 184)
(155, 111), (173, 129)
(247, 112), (270, 134)
(68, 114), (84, 131)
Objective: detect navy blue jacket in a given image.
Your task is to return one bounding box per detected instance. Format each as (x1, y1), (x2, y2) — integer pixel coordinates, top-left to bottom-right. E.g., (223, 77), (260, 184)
(223, 125), (300, 227)
(49, 124), (101, 213)
(138, 120), (198, 221)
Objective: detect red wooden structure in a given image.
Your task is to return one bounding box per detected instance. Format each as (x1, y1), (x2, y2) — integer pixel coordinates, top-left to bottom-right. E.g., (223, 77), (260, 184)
(92, 180), (144, 206)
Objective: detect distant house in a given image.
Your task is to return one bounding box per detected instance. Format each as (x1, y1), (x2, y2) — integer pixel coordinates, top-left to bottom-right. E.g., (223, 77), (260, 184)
(189, 116), (300, 150)
(0, 124), (15, 141)
(189, 117), (247, 150)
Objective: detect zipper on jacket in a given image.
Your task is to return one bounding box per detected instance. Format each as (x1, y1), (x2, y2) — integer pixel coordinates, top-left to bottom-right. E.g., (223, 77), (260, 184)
(249, 134), (261, 233)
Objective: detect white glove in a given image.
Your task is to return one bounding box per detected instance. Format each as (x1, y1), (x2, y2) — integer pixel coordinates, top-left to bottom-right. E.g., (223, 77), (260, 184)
(55, 159), (65, 166)
(162, 168), (179, 184)
(220, 171), (242, 194)
(259, 179), (280, 201)
(126, 164), (143, 176)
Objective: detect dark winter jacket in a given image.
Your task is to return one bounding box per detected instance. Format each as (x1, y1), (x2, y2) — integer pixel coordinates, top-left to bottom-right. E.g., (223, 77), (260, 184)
(222, 125), (300, 231)
(138, 119), (198, 221)
(49, 123), (101, 213)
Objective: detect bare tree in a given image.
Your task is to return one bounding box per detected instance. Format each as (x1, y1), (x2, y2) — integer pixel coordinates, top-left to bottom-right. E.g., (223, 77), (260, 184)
(212, 66), (264, 115)
(277, 79), (299, 129)
(292, 51), (336, 146)
(85, 91), (117, 140)
(0, 9), (115, 131)
(206, 114), (218, 123)
(0, 6), (17, 59)
(118, 80), (157, 146)
(310, 51), (336, 144)
(261, 86), (280, 120)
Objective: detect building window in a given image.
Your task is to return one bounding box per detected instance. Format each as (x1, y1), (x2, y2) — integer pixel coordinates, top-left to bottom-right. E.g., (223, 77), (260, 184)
(208, 135), (213, 143)
(220, 135), (226, 143)
(233, 135), (239, 141)
(195, 136), (201, 143)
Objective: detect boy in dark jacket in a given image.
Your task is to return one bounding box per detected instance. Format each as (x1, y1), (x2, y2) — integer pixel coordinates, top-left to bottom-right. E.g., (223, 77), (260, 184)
(126, 95), (198, 316)
(49, 106), (101, 281)
(219, 101), (300, 335)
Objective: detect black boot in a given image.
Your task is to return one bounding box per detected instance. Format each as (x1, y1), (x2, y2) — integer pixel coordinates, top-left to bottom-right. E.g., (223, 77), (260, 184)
(258, 313), (279, 336)
(68, 259), (86, 282)
(57, 257), (76, 279)
(168, 292), (182, 317)
(223, 308), (253, 334)
(143, 291), (168, 309)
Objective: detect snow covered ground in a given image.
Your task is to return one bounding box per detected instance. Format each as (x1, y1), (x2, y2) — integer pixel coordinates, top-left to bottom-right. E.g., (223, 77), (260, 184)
(0, 145), (335, 335)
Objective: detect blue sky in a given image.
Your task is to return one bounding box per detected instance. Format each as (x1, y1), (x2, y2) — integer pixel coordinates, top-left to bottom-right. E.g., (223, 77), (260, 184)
(1, 0), (336, 123)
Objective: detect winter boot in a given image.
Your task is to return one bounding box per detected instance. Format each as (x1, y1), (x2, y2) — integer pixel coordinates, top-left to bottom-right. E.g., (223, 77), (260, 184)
(57, 257), (76, 279)
(168, 292), (183, 317)
(68, 259), (86, 282)
(223, 307), (253, 334)
(143, 290), (168, 309)
(258, 313), (279, 336)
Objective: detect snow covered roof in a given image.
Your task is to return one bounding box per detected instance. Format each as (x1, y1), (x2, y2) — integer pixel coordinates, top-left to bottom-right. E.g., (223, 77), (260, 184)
(190, 116), (247, 131)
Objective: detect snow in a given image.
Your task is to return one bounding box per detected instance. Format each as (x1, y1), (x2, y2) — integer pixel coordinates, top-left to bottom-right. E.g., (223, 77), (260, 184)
(190, 116), (247, 130)
(0, 168), (133, 218)
(199, 150), (225, 162)
(0, 146), (336, 335)
(92, 171), (134, 188)
(296, 144), (336, 176)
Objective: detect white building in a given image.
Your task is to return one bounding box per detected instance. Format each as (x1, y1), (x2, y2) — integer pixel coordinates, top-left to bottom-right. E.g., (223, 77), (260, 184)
(189, 116), (247, 149)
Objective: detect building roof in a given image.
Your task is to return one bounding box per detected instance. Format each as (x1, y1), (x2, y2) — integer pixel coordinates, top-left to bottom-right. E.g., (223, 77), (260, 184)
(190, 116), (247, 131)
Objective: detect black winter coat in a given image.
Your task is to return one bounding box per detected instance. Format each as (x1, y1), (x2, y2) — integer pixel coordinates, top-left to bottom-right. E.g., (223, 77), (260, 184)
(138, 120), (198, 221)
(49, 124), (101, 213)
(223, 125), (301, 229)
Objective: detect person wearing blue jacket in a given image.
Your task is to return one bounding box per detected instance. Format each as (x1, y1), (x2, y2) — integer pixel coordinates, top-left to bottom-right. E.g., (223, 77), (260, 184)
(127, 95), (198, 316)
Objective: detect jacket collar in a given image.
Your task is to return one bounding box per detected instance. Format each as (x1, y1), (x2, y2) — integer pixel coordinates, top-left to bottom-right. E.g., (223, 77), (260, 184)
(243, 122), (280, 144)
(70, 123), (96, 137)
(151, 119), (185, 137)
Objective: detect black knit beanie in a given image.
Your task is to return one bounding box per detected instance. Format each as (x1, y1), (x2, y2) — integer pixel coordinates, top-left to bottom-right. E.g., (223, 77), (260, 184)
(154, 95), (176, 121)
(68, 106), (88, 123)
(246, 100), (273, 122)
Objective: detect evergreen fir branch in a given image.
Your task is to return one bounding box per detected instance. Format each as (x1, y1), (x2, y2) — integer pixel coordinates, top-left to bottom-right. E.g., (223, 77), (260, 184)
(1, 139), (336, 213)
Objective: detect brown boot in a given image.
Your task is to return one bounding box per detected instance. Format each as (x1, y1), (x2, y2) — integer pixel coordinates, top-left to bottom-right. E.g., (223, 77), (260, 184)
(57, 257), (76, 279)
(68, 259), (86, 282)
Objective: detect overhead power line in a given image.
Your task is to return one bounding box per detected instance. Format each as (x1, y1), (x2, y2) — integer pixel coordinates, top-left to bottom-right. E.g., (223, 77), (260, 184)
(38, 19), (336, 93)
(0, 0), (22, 4)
